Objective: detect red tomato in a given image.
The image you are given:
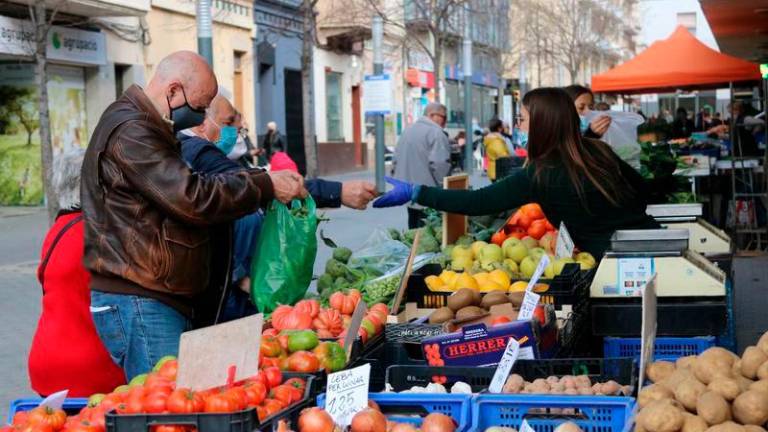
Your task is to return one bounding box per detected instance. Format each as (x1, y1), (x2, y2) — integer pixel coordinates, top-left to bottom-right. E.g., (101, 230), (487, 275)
(277, 335), (290, 352)
(261, 399), (284, 418)
(260, 337), (283, 358)
(243, 381), (267, 407)
(223, 387), (247, 411)
(151, 426), (187, 432)
(157, 360), (178, 381)
(262, 367), (282, 389)
(283, 378), (306, 392)
(491, 231), (507, 246)
(64, 420), (103, 432)
(26, 406), (67, 431)
(255, 406), (268, 422)
(527, 219), (548, 240)
(12, 411), (29, 426)
(533, 305), (547, 325)
(99, 393), (124, 412)
(167, 388), (204, 414)
(287, 352), (320, 373)
(144, 374), (174, 393)
(203, 394), (239, 413)
(269, 385), (294, 406)
(491, 316), (512, 326)
(18, 424), (54, 432)
(143, 391), (169, 414)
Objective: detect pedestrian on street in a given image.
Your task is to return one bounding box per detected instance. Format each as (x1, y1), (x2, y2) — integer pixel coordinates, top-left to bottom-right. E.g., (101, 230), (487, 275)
(81, 51), (307, 380)
(392, 102), (451, 229)
(260, 121), (285, 162)
(28, 148), (126, 397)
(227, 111), (259, 167)
(483, 118), (511, 182)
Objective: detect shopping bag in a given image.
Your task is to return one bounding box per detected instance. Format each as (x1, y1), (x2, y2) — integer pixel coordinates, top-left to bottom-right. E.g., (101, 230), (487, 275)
(250, 197), (318, 313)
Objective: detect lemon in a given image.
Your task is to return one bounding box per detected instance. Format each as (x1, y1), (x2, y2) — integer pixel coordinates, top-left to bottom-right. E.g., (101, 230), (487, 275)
(425, 275), (445, 291)
(473, 272), (490, 286)
(489, 269), (511, 289)
(455, 272), (479, 291)
(478, 281), (506, 293)
(509, 281), (528, 292)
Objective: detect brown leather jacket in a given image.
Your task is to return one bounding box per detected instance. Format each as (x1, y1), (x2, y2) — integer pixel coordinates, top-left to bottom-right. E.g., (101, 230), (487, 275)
(81, 85), (273, 317)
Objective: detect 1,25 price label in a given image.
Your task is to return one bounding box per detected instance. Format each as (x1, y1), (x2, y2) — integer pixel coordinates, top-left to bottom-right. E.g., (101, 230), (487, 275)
(325, 364), (371, 427)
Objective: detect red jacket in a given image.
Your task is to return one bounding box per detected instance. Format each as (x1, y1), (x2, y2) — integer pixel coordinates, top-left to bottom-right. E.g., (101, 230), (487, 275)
(28, 211), (125, 396)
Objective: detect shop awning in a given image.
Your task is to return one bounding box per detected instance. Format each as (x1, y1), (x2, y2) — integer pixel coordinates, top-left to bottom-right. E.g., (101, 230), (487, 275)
(591, 26), (762, 94)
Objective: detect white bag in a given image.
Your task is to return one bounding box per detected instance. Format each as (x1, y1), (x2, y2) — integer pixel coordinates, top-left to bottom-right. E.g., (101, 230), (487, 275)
(584, 111), (645, 171)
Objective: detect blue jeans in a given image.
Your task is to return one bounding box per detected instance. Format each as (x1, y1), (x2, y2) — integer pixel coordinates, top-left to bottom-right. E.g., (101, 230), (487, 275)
(90, 291), (191, 381)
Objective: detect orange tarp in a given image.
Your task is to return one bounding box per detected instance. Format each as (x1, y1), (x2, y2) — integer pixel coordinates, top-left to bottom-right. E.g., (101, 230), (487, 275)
(591, 26), (761, 94)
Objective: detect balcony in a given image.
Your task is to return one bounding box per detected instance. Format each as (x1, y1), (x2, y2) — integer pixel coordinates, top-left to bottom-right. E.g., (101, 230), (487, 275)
(4, 0), (149, 17)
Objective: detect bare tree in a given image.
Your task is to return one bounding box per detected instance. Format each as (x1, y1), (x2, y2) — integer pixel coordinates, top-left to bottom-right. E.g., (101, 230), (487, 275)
(301, 0), (319, 178)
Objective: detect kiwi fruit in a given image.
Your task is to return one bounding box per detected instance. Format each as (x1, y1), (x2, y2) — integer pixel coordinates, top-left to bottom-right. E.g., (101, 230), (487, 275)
(508, 291), (525, 307)
(447, 288), (480, 311)
(429, 307), (455, 324)
(456, 305), (487, 321)
(480, 291), (511, 309)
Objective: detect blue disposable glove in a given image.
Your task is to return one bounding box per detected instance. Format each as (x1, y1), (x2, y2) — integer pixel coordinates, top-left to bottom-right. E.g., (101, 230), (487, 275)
(372, 177), (416, 208)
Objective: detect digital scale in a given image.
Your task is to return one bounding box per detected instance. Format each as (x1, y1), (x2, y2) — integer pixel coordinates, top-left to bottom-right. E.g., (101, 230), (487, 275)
(590, 229), (727, 336)
(646, 204), (732, 257)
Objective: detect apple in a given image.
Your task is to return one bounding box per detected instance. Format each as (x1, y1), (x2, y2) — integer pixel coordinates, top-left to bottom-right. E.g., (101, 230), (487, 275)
(575, 252), (596, 270)
(471, 241), (488, 259)
(544, 262), (556, 279)
(521, 236), (538, 249)
(87, 393), (105, 408)
(553, 257), (576, 276)
(528, 247), (546, 261)
(503, 259), (519, 273)
(501, 237), (521, 251)
(504, 243), (529, 263)
(520, 256), (537, 279)
(129, 373), (147, 386)
(152, 355), (177, 372)
(538, 232), (556, 254)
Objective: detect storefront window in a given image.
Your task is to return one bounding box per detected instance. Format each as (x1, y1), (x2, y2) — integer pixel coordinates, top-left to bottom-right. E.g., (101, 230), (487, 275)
(444, 81), (497, 129)
(325, 71), (343, 141)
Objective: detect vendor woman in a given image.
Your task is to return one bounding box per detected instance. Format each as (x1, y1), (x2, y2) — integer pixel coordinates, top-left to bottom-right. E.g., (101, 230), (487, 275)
(373, 87), (659, 257)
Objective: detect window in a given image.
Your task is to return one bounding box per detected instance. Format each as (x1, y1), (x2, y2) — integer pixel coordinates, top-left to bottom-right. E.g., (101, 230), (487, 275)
(325, 71), (344, 141)
(677, 12), (696, 35)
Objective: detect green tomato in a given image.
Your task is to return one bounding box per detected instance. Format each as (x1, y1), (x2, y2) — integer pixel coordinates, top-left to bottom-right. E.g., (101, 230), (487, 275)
(287, 330), (319, 353)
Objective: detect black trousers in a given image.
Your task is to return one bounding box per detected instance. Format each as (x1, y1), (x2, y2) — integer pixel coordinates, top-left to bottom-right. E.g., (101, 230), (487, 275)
(407, 207), (426, 229)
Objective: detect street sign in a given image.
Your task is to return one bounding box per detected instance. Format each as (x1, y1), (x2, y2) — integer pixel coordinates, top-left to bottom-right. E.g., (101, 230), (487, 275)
(364, 74), (392, 115)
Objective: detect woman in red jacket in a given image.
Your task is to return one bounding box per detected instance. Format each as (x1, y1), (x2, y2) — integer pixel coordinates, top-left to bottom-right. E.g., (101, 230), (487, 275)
(28, 149), (125, 397)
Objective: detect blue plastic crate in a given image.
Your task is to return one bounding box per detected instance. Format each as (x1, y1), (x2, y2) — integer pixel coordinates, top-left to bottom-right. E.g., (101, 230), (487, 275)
(7, 398), (88, 424)
(317, 392), (471, 432)
(604, 336), (716, 361)
(472, 394), (635, 432)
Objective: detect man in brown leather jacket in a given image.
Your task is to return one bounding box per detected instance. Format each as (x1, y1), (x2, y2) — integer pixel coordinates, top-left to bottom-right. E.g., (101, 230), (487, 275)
(81, 51), (306, 380)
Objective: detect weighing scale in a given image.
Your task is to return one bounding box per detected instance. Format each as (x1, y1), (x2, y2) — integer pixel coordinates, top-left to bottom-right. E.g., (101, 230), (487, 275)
(646, 204), (732, 257)
(590, 229), (727, 336)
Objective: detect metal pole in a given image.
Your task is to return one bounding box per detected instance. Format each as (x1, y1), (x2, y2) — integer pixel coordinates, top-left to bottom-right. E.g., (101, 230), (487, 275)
(373, 16), (385, 193)
(463, 5), (473, 174)
(196, 0), (213, 65)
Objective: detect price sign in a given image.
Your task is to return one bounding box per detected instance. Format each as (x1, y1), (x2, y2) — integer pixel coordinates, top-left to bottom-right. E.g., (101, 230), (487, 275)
(488, 337), (520, 393)
(555, 222), (574, 259)
(40, 390), (68, 410)
(617, 258), (654, 297)
(638, 274), (658, 389)
(520, 419), (535, 432)
(525, 254), (550, 292)
(517, 291), (541, 321)
(325, 364), (371, 427)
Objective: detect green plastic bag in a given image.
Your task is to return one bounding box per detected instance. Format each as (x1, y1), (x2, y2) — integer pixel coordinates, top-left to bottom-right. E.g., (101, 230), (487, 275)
(250, 197), (318, 312)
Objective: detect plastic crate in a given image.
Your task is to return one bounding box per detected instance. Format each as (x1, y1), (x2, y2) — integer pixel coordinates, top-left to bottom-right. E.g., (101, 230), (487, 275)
(472, 394), (636, 432)
(406, 264), (595, 310)
(106, 375), (315, 432)
(7, 398), (88, 424)
(386, 357), (636, 393)
(348, 341), (427, 392)
(317, 392), (472, 432)
(603, 336), (716, 361)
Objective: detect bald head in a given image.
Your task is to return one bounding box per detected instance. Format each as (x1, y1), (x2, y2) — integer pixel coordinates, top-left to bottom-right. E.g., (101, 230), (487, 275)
(193, 94), (236, 143)
(424, 102), (447, 128)
(145, 51), (218, 121)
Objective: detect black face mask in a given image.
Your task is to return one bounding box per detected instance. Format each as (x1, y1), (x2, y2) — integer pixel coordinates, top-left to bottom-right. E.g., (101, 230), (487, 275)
(167, 86), (206, 133)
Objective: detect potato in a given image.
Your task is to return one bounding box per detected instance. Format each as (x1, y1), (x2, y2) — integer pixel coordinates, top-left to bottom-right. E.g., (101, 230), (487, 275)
(706, 422), (745, 432)
(677, 356), (698, 370)
(635, 421), (648, 432)
(733, 360), (743, 378)
(708, 377), (741, 401)
(640, 384), (675, 408)
(639, 400), (685, 432)
(503, 374), (524, 393)
(578, 386), (594, 396)
(701, 347), (739, 366)
(648, 361), (677, 384)
(737, 376), (755, 393)
(574, 375), (591, 388)
(750, 380), (768, 393)
(696, 391), (731, 425)
(695, 356), (732, 384)
(602, 380), (621, 395)
(681, 413), (708, 432)
(732, 390), (768, 425)
(757, 331), (768, 355)
(661, 368), (696, 391)
(744, 426), (767, 432)
(741, 346), (768, 379)
(676, 378), (708, 411)
(554, 422), (583, 432)
(758, 361), (768, 381)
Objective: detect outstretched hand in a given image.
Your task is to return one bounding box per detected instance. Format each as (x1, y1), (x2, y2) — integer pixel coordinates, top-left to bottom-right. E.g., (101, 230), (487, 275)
(372, 177), (415, 208)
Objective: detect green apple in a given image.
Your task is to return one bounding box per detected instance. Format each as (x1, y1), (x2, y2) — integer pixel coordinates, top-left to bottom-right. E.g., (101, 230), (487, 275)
(503, 259), (519, 273)
(520, 256), (537, 279)
(451, 256), (473, 271)
(129, 373), (147, 387)
(544, 263), (556, 279)
(528, 247), (546, 261)
(575, 252), (597, 270)
(114, 384), (131, 394)
(521, 236), (538, 249)
(553, 257), (576, 276)
(152, 355), (177, 372)
(451, 245), (473, 261)
(479, 244), (504, 263)
(471, 241), (488, 259)
(505, 243), (529, 264)
(87, 393), (105, 408)
(501, 237), (521, 251)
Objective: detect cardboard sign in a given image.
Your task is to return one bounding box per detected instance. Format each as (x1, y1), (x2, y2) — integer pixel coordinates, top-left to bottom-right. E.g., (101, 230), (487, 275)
(344, 301), (368, 360)
(555, 222), (574, 259)
(325, 364), (371, 427)
(638, 274), (658, 389)
(617, 257), (654, 297)
(442, 174), (469, 247)
(488, 337), (520, 393)
(517, 291), (541, 321)
(525, 254), (550, 292)
(390, 229), (421, 315)
(177, 314), (263, 390)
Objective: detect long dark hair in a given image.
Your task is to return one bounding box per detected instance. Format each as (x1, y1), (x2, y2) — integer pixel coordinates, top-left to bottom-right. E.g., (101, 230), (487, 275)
(564, 85), (593, 102)
(523, 87), (632, 207)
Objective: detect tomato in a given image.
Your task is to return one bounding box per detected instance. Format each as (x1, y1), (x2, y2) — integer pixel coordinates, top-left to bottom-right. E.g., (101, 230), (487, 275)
(287, 351), (320, 373)
(491, 316), (512, 326)
(156, 359), (178, 381)
(167, 388), (204, 414)
(284, 383), (303, 403)
(260, 336), (283, 358)
(269, 385), (294, 406)
(314, 341), (346, 373)
(262, 328), (279, 338)
(12, 411), (29, 425)
(26, 406), (67, 431)
(262, 367), (282, 389)
(277, 335), (290, 353)
(99, 393), (124, 411)
(64, 420), (103, 432)
(122, 387), (146, 414)
(203, 394), (239, 413)
(261, 399), (285, 417)
(255, 406), (268, 422)
(242, 381), (267, 407)
(80, 406), (107, 430)
(151, 426), (187, 432)
(491, 231), (507, 246)
(223, 387), (247, 411)
(143, 391), (169, 414)
(278, 356), (290, 371)
(144, 374), (174, 393)
(283, 377), (306, 392)
(260, 356), (281, 369)
(527, 219), (548, 240)
(18, 423), (54, 432)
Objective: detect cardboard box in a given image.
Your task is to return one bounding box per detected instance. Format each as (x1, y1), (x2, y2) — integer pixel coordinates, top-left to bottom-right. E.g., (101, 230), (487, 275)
(421, 320), (540, 367)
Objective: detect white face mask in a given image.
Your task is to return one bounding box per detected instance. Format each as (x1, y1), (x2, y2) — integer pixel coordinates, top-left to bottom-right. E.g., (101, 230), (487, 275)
(226, 134), (248, 160)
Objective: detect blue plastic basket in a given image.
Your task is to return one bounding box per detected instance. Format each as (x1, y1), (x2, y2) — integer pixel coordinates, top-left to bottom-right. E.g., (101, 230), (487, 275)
(603, 336), (716, 361)
(472, 394), (635, 432)
(317, 392), (471, 432)
(7, 398), (88, 424)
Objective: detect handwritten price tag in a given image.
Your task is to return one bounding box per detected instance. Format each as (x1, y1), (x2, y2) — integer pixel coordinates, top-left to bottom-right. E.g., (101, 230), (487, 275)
(325, 364), (371, 427)
(488, 337), (520, 393)
(555, 222), (574, 259)
(518, 291), (541, 321)
(525, 254), (550, 292)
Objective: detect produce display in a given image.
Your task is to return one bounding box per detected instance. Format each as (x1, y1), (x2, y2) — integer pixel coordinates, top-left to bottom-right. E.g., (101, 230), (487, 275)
(636, 332), (768, 432)
(427, 287), (541, 324)
(2, 357), (308, 432)
(292, 404), (458, 432)
(501, 374), (633, 396)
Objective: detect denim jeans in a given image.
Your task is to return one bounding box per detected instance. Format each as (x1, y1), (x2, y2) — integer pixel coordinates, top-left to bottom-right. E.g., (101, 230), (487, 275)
(90, 291), (191, 381)
(219, 287), (258, 323)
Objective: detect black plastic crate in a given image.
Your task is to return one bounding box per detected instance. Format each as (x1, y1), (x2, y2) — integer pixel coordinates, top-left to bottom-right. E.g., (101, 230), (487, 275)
(385, 323), (444, 344)
(406, 264), (595, 310)
(348, 340), (427, 392)
(385, 357), (636, 393)
(106, 375), (314, 432)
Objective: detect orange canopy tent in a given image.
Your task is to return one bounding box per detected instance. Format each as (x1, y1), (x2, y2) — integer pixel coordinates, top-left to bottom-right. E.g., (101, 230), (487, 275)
(592, 26), (761, 94)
